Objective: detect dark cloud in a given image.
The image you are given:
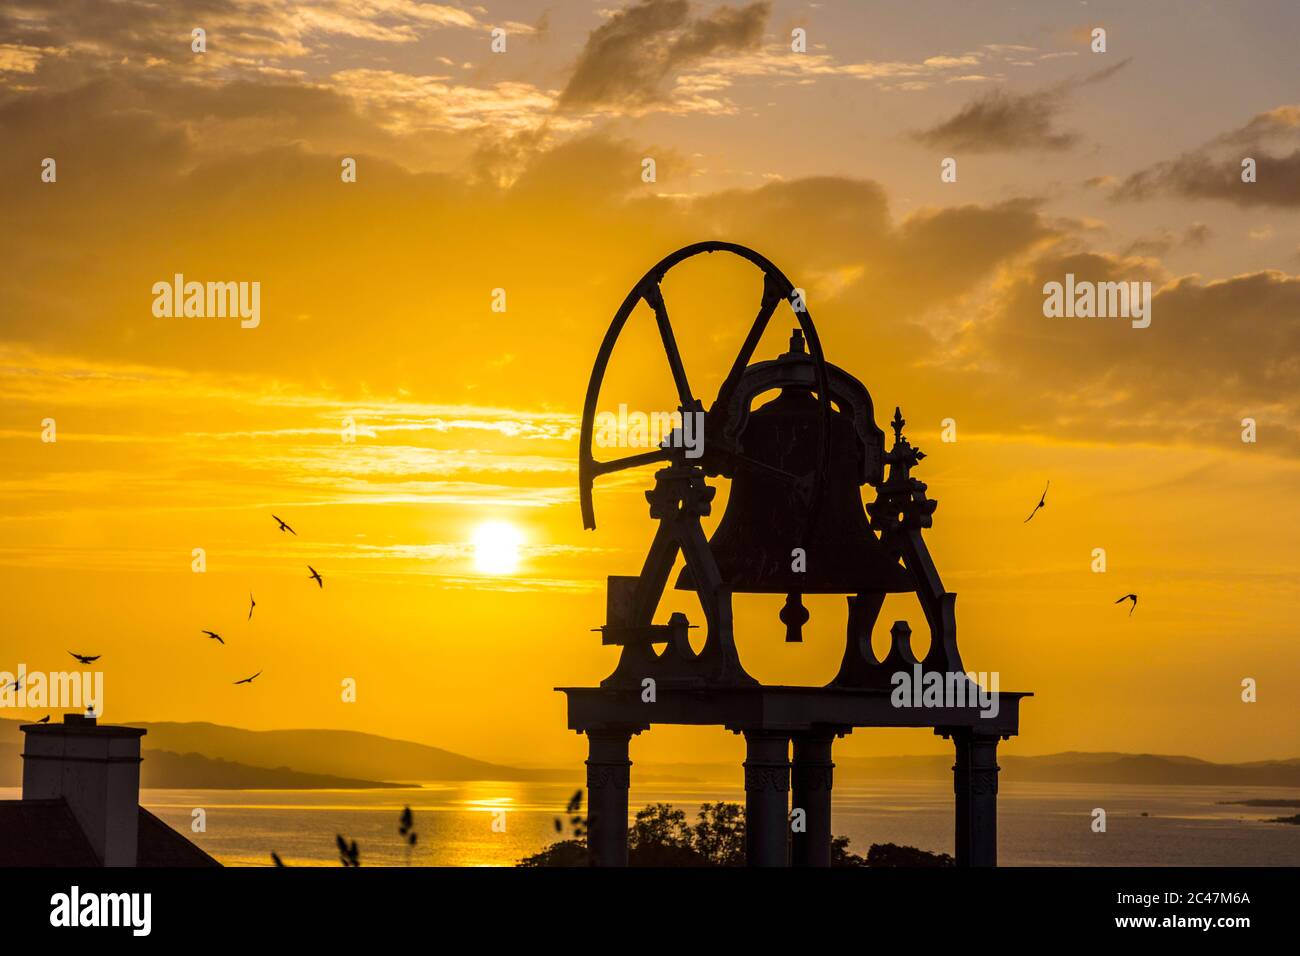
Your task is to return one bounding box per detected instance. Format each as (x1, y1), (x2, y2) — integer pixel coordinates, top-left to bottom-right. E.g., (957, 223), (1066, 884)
(911, 58), (1130, 153)
(1114, 105), (1300, 207)
(2, 31), (1293, 459)
(0, 59), (1057, 417)
(1122, 222), (1213, 258)
(532, 9), (551, 41)
(557, 0), (769, 110)
(942, 252), (1300, 453)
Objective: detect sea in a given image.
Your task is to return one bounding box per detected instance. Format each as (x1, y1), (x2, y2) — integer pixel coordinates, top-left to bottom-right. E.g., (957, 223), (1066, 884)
(12, 779), (1290, 867)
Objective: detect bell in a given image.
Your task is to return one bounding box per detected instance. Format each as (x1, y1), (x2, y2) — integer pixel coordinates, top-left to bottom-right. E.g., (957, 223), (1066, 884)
(677, 380), (912, 640)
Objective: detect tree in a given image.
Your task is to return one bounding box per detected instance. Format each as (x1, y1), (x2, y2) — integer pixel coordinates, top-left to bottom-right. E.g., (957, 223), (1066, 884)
(628, 803), (703, 866)
(831, 835), (867, 867)
(517, 797), (950, 867)
(865, 842), (954, 867)
(693, 802), (745, 866)
(629, 803), (691, 851)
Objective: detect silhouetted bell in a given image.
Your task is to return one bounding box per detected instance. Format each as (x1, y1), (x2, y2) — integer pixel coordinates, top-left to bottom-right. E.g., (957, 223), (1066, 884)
(677, 348), (912, 641)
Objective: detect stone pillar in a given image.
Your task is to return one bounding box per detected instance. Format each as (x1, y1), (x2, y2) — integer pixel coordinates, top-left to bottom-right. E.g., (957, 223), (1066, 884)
(742, 730), (790, 867)
(791, 731), (835, 867)
(950, 729), (1000, 867)
(585, 728), (633, 867)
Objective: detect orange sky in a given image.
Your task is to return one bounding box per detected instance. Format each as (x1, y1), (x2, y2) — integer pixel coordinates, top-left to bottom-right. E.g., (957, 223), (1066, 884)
(1, 0), (1298, 767)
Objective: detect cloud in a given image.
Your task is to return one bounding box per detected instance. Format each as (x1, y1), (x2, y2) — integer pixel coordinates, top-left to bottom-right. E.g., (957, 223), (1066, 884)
(674, 46), (1016, 98)
(1122, 222), (1212, 258)
(557, 0), (770, 110)
(1115, 105), (1300, 207)
(327, 69), (570, 135)
(939, 253), (1300, 453)
(911, 58), (1130, 153)
(1, 13), (1294, 467)
(0, 42), (56, 73)
(0, 2), (545, 164)
(0, 0), (480, 76)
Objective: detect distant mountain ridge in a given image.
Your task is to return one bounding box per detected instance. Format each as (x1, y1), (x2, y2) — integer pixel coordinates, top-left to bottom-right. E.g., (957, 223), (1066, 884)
(644, 752), (1300, 788)
(124, 721), (572, 783)
(0, 740), (400, 790)
(3, 719), (1298, 789)
(0, 718), (569, 788)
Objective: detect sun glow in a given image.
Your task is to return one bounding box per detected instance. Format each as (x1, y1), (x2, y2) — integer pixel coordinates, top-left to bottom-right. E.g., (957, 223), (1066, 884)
(471, 520), (524, 575)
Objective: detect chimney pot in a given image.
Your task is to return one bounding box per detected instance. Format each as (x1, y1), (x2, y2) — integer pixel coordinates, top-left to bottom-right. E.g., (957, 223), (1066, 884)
(20, 718), (145, 866)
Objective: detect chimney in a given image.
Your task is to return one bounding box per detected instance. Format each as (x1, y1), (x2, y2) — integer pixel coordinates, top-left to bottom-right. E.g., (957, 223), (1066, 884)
(20, 714), (145, 866)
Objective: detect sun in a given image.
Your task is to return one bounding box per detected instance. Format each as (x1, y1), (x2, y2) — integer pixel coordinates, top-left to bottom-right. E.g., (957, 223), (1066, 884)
(471, 520), (524, 575)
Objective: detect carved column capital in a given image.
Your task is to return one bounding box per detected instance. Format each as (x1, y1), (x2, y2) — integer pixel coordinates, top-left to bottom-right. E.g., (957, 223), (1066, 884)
(742, 729), (791, 792)
(744, 763), (791, 792)
(585, 760), (631, 791)
(792, 763), (834, 792)
(584, 728), (634, 792)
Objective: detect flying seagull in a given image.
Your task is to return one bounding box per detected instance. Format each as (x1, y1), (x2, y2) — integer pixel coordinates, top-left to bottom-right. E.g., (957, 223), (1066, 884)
(308, 565), (323, 589)
(272, 514), (296, 536)
(4, 677), (20, 692)
(233, 671), (262, 685)
(68, 652), (100, 665)
(1024, 481), (1050, 523)
(1114, 593), (1138, 616)
(202, 630), (225, 645)
(248, 592), (256, 622)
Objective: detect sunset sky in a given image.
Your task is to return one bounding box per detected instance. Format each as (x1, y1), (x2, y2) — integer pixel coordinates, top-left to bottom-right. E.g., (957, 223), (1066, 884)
(1, 0), (1298, 769)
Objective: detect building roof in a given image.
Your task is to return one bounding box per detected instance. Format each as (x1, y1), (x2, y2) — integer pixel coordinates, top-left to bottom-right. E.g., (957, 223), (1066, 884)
(0, 799), (221, 867)
(0, 799), (99, 866)
(136, 806), (221, 867)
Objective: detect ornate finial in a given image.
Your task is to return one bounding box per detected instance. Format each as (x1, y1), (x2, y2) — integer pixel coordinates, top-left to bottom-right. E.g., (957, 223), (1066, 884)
(868, 404), (938, 534)
(789, 327), (805, 354)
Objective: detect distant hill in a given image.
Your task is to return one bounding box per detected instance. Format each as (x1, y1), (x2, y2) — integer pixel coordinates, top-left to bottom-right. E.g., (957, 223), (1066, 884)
(0, 719), (569, 786)
(139, 750), (406, 789)
(125, 721), (572, 783)
(0, 741), (400, 789)
(0, 718), (570, 788)
(997, 753), (1300, 787)
(4, 718), (1298, 790)
(644, 752), (1300, 788)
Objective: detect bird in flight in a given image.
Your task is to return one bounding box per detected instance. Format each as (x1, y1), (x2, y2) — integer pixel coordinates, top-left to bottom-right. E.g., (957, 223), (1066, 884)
(233, 671), (262, 685)
(4, 677), (20, 692)
(308, 565), (323, 589)
(1024, 481), (1050, 523)
(248, 592), (256, 622)
(1114, 593), (1138, 616)
(272, 514), (296, 535)
(37, 715), (50, 724)
(202, 630), (225, 645)
(68, 652), (100, 665)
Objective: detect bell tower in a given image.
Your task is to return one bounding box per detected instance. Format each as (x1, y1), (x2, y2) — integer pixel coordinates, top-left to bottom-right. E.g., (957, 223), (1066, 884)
(561, 241), (1029, 867)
